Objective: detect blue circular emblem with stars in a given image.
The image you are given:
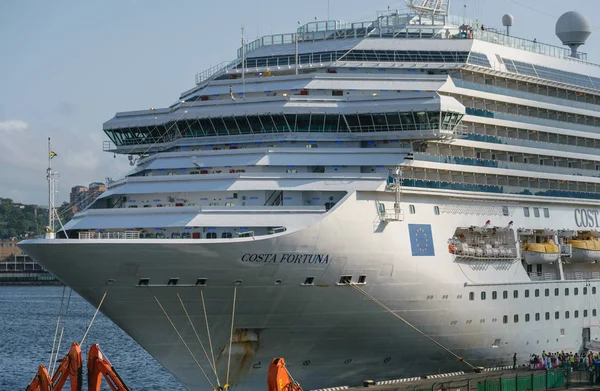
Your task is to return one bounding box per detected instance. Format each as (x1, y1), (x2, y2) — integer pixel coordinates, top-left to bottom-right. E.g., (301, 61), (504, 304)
(409, 224), (435, 256)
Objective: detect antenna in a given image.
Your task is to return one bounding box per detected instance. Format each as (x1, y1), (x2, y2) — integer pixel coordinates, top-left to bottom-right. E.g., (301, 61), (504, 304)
(46, 137), (56, 238)
(555, 11), (592, 58)
(502, 14), (514, 36)
(241, 25), (246, 99)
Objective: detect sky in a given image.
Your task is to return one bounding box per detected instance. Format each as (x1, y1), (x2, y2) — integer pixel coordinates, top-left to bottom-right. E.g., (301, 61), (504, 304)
(0, 0), (599, 205)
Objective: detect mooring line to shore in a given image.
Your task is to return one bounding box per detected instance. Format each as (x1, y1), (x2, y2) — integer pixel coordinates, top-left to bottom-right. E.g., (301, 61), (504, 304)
(348, 282), (478, 370)
(80, 286), (110, 346)
(49, 285), (66, 369)
(50, 288), (73, 374)
(200, 289), (219, 377)
(226, 286), (238, 389)
(151, 288), (216, 390)
(177, 292), (221, 386)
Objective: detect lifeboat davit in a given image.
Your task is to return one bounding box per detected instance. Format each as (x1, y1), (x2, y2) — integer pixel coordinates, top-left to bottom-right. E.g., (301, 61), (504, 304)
(522, 241), (560, 265)
(568, 239), (600, 263)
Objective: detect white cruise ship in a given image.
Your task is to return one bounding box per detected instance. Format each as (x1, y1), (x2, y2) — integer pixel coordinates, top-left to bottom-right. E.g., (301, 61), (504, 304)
(20, 1), (600, 390)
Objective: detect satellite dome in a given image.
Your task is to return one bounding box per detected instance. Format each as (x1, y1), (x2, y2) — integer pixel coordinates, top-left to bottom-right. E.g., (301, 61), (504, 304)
(502, 14), (514, 27)
(555, 11), (591, 45)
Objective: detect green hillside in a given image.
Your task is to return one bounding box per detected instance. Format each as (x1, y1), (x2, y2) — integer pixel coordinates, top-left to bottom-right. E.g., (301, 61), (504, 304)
(0, 198), (48, 239)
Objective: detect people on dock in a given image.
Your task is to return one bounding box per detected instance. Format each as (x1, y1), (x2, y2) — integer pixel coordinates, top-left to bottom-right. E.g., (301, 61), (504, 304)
(527, 351), (598, 371)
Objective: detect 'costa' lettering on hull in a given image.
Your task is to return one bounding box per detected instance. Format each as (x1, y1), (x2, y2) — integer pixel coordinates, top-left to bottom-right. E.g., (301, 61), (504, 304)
(241, 253), (330, 264)
(574, 209), (600, 228)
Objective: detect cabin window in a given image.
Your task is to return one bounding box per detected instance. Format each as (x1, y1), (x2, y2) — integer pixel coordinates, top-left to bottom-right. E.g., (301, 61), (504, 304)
(575, 310), (579, 318)
(525, 314), (530, 322)
(545, 312), (550, 320)
(594, 309), (597, 316)
(492, 291), (497, 300)
(502, 206), (509, 216)
(523, 207), (530, 217)
(543, 208), (550, 218)
(221, 232), (233, 238)
(535, 289), (539, 297)
(565, 288), (569, 296)
(514, 314), (519, 323)
(513, 290), (518, 298)
(593, 287), (597, 294)
(533, 208), (540, 217)
(565, 311), (570, 319)
(469, 292), (475, 301)
(525, 289), (530, 298)
(584, 287), (588, 295)
(535, 313), (540, 321)
(555, 311), (559, 319)
(574, 287), (579, 295)
(503, 315), (508, 324)
(545, 288), (550, 297)
(409, 205), (416, 214)
(554, 288), (559, 296)
(584, 310), (588, 317)
(434, 206), (440, 215)
(503, 290), (508, 299)
(481, 292), (486, 300)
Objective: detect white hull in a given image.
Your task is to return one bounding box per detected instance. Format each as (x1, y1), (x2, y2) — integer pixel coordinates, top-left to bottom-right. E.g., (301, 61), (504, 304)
(20, 191), (600, 390)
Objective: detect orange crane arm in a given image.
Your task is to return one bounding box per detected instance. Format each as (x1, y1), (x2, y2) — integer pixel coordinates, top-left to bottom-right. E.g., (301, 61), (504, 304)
(25, 365), (51, 391)
(87, 344), (130, 391)
(50, 342), (82, 391)
(267, 358), (303, 391)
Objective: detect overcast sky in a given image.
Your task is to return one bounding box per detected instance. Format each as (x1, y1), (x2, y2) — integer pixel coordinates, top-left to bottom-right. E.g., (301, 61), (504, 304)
(1, 0), (598, 205)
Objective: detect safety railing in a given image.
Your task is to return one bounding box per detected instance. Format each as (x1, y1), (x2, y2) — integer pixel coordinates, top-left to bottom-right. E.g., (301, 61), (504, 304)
(564, 271), (600, 280)
(79, 231), (141, 240)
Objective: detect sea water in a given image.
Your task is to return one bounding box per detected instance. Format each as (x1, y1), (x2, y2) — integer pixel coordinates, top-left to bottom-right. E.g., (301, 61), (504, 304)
(0, 285), (185, 390)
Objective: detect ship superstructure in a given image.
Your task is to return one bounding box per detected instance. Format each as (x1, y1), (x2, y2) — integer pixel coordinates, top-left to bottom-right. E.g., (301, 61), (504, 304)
(20, 2), (600, 390)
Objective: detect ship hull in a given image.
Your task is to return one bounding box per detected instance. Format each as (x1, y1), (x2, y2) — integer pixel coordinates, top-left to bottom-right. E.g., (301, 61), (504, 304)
(20, 192), (600, 390)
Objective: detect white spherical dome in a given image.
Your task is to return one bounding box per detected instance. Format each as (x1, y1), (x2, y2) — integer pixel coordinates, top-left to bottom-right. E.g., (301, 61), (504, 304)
(556, 11), (592, 45)
(502, 14), (514, 27)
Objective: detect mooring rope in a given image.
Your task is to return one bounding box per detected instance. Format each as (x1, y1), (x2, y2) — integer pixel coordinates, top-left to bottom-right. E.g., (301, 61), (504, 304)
(177, 293), (221, 385)
(226, 286), (238, 388)
(80, 287), (109, 346)
(50, 288), (73, 374)
(49, 285), (66, 369)
(348, 282), (477, 370)
(152, 290), (215, 390)
(201, 289), (218, 375)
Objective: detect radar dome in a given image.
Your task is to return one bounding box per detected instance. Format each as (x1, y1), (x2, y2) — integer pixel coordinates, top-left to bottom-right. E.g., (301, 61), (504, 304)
(502, 14), (514, 27)
(555, 11), (591, 45)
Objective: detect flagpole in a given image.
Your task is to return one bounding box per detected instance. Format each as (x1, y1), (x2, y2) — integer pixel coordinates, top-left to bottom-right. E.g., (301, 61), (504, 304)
(47, 137), (54, 234)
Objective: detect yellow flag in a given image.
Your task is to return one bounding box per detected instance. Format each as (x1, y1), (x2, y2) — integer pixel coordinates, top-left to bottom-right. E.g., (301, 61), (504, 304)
(50, 151), (57, 159)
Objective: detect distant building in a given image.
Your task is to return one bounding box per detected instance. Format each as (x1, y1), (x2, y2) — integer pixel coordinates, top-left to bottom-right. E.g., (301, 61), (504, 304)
(88, 182), (106, 205)
(69, 182), (105, 212)
(70, 185), (88, 213)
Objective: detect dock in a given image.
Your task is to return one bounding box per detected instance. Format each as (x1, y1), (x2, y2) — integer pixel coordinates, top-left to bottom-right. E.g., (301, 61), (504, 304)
(316, 365), (599, 391)
(0, 241), (59, 285)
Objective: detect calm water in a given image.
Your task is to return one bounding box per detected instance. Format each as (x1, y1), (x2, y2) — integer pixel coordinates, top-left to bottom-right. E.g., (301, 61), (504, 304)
(0, 286), (186, 390)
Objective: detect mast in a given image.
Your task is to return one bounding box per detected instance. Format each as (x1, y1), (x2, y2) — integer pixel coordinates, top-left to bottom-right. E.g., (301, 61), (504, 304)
(47, 137), (55, 233)
(241, 25), (245, 99)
